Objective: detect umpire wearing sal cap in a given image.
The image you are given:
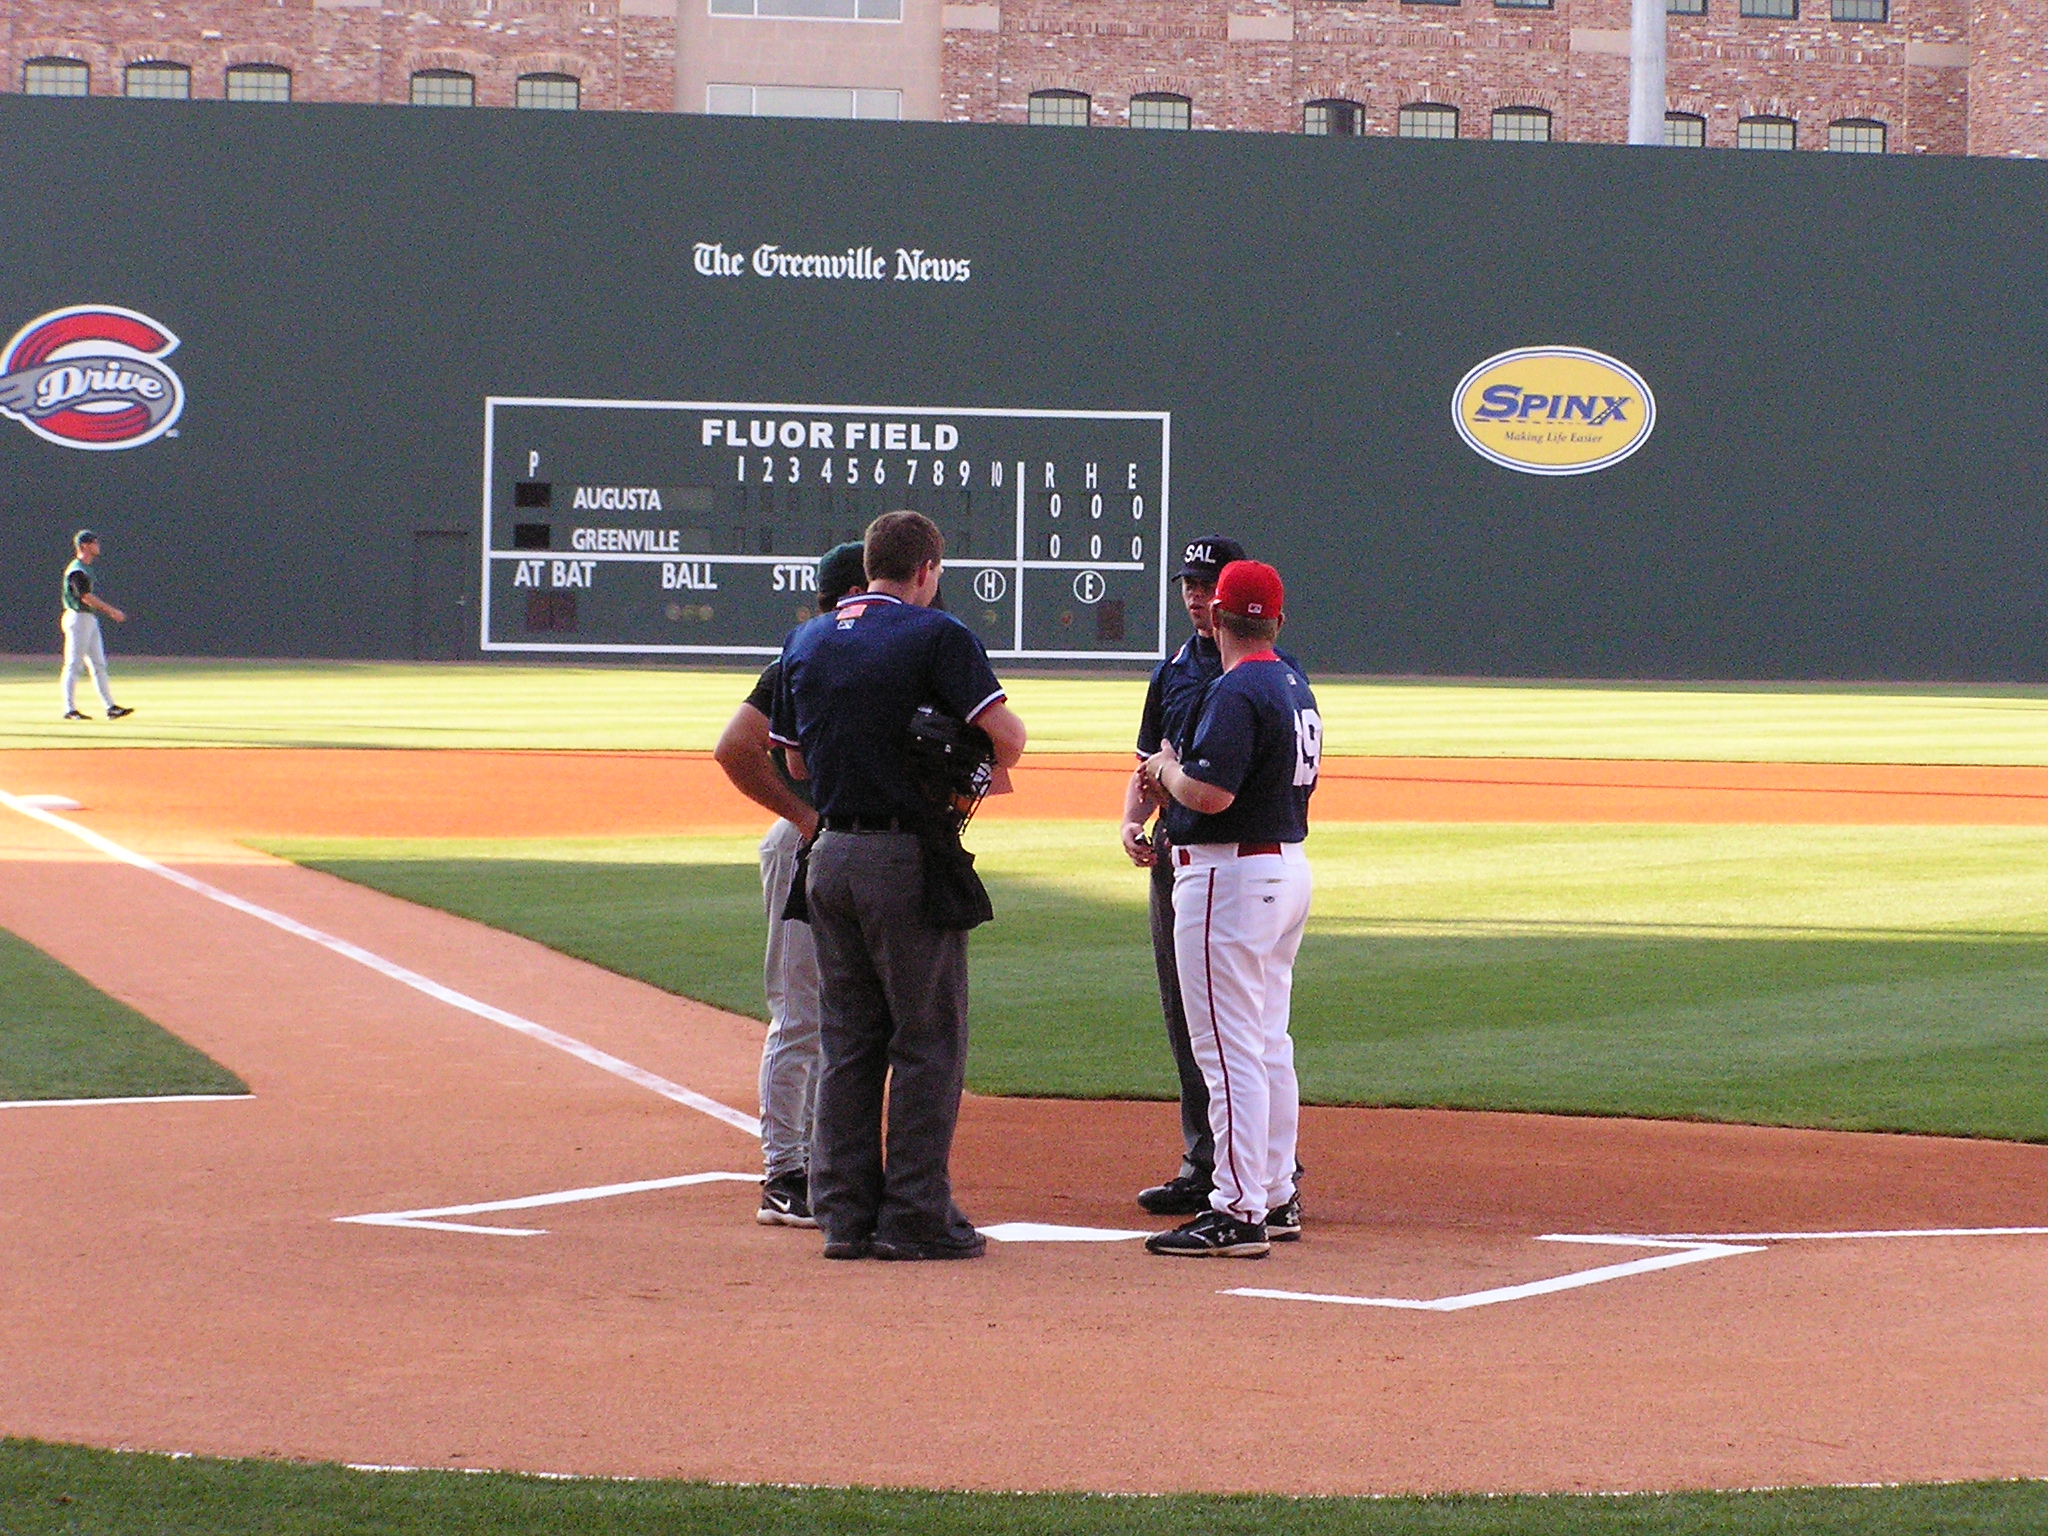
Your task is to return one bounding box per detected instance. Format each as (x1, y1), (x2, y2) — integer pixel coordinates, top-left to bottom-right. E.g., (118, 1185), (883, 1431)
(1121, 534), (1244, 1215)
(770, 511), (1027, 1261)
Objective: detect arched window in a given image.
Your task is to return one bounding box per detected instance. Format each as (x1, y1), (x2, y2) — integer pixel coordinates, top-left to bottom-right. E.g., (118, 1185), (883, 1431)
(411, 69), (475, 108)
(1027, 89), (1090, 127)
(1737, 114), (1795, 150)
(225, 64), (292, 103)
(125, 62), (191, 100)
(1397, 102), (1458, 139)
(1492, 106), (1551, 142)
(1664, 111), (1706, 147)
(23, 57), (89, 96)
(1130, 93), (1191, 130)
(517, 73), (580, 110)
(1827, 118), (1885, 153)
(1303, 99), (1364, 136)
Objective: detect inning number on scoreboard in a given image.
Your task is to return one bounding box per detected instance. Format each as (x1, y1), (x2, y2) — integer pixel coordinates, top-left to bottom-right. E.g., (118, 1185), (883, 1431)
(480, 399), (1171, 659)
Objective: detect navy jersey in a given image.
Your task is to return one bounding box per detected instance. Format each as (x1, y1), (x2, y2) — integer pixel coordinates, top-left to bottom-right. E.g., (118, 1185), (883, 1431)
(744, 660), (813, 809)
(1136, 633), (1221, 759)
(769, 593), (1006, 821)
(1165, 656), (1321, 846)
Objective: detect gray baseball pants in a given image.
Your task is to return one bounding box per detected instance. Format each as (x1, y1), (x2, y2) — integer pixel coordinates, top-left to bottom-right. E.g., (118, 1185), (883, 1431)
(757, 817), (822, 1181)
(804, 829), (979, 1250)
(60, 610), (116, 713)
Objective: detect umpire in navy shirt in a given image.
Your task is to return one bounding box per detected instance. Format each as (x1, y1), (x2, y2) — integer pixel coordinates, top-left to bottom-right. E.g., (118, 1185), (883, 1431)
(770, 511), (1027, 1261)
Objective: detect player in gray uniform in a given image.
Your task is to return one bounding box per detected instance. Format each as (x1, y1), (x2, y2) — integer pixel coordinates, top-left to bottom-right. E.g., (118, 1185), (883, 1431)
(59, 529), (133, 721)
(713, 542), (868, 1228)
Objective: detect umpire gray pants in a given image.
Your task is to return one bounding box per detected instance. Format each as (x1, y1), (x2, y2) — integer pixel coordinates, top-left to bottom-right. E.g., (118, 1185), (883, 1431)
(805, 829), (979, 1249)
(1151, 836), (1214, 1181)
(757, 817), (822, 1181)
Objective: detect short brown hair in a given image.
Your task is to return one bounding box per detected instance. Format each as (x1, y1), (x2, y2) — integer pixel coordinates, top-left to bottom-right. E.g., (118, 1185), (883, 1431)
(864, 510), (945, 582)
(1215, 609), (1280, 645)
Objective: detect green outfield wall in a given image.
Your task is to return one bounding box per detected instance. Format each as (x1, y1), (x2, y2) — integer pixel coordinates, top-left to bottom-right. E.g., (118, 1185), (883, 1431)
(1, 94), (2043, 679)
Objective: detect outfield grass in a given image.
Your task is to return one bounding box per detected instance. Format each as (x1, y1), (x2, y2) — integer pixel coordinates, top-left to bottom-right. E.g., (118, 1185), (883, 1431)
(0, 926), (245, 1102)
(259, 821), (2048, 1141)
(4, 1440), (2044, 1536)
(7, 657), (2048, 761)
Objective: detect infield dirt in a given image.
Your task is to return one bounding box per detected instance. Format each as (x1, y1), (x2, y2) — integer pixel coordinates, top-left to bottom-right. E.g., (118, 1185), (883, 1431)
(2, 748), (2046, 1495)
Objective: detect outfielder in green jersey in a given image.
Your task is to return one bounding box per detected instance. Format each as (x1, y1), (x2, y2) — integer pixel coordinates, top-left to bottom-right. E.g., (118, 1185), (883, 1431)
(60, 529), (132, 721)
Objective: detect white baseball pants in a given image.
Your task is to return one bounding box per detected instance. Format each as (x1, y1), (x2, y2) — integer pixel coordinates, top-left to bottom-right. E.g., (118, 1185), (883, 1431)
(60, 610), (116, 713)
(1171, 842), (1312, 1225)
(758, 816), (823, 1180)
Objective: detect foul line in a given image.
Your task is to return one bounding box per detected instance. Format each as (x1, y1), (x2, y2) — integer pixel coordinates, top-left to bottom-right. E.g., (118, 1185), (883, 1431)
(337, 1171), (762, 1236)
(0, 1093), (251, 1110)
(0, 789), (762, 1139)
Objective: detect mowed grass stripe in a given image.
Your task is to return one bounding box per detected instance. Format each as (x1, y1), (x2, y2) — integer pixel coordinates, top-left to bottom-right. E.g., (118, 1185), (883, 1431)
(4, 1439), (2045, 1536)
(259, 822), (2048, 1142)
(7, 658), (2048, 761)
(0, 926), (246, 1102)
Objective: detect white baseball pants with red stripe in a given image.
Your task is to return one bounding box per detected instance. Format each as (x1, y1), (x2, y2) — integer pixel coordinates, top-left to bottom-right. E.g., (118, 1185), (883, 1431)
(1171, 842), (1312, 1225)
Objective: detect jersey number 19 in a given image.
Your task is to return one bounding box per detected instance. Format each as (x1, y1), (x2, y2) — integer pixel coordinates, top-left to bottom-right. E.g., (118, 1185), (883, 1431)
(1292, 707), (1322, 788)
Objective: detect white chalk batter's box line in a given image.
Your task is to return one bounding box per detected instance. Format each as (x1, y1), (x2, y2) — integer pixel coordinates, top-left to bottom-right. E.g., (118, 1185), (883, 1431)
(331, 1170), (2048, 1314)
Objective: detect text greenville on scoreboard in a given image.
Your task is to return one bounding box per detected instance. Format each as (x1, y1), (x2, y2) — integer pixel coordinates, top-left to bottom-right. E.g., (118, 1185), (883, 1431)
(479, 398), (1173, 660)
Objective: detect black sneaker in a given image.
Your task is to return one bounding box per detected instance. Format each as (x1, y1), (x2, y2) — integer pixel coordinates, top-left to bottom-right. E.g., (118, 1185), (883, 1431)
(1144, 1209), (1269, 1258)
(106, 705), (133, 719)
(871, 1233), (987, 1261)
(755, 1172), (816, 1229)
(1136, 1173), (1214, 1216)
(1265, 1194), (1301, 1242)
(63, 710), (88, 720)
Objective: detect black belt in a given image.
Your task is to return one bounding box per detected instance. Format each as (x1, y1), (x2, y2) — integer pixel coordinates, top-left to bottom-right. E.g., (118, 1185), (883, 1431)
(821, 814), (912, 833)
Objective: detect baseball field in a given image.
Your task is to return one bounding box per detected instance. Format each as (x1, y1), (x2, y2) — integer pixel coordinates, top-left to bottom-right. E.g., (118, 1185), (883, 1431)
(4, 656), (2046, 1533)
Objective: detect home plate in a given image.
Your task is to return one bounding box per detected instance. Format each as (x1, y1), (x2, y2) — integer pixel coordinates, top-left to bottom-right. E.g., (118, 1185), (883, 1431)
(16, 795), (83, 811)
(979, 1222), (1151, 1243)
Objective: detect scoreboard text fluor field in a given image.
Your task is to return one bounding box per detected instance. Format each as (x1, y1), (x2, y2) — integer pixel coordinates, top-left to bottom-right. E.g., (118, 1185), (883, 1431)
(483, 398), (1171, 660)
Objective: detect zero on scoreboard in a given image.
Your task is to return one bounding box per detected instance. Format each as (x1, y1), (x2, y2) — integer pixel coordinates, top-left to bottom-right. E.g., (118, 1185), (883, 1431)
(480, 397), (1173, 660)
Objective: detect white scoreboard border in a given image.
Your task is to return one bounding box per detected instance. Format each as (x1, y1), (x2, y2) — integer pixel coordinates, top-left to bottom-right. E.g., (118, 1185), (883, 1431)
(479, 396), (1173, 661)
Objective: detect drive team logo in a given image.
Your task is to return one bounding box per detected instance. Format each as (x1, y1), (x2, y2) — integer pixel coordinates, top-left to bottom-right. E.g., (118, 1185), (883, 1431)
(1452, 346), (1654, 476)
(0, 304), (185, 451)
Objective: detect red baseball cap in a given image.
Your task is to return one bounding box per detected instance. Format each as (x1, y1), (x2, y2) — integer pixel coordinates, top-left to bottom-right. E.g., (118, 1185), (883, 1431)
(1214, 559), (1284, 620)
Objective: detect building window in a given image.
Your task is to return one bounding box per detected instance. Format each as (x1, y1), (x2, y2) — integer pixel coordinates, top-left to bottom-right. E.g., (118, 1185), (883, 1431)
(23, 58), (89, 96)
(1828, 118), (1886, 152)
(1403, 0), (1460, 7)
(1832, 0), (1885, 14)
(706, 84), (901, 118)
(1130, 93), (1191, 130)
(1303, 99), (1363, 135)
(708, 0), (902, 17)
(1664, 112), (1706, 147)
(411, 70), (475, 107)
(1496, 0), (1553, 10)
(1492, 107), (1551, 142)
(1398, 102), (1459, 139)
(125, 62), (191, 100)
(1668, 0), (1706, 14)
(517, 73), (580, 110)
(1738, 114), (1795, 149)
(1028, 89), (1090, 127)
(1739, 0), (1796, 14)
(225, 64), (292, 103)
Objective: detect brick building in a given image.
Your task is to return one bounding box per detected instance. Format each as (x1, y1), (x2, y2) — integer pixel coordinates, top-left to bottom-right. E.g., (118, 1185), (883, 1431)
(1, 0), (2041, 154)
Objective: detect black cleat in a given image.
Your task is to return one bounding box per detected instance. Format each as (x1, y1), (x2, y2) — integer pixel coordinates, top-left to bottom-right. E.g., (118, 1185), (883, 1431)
(756, 1171), (817, 1229)
(105, 705), (133, 719)
(1145, 1209), (1269, 1258)
(1136, 1173), (1214, 1216)
(871, 1233), (987, 1261)
(1265, 1194), (1301, 1242)
(63, 710), (88, 720)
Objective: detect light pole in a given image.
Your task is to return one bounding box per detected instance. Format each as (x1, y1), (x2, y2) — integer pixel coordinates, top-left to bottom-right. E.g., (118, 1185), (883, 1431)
(1627, 0), (1667, 145)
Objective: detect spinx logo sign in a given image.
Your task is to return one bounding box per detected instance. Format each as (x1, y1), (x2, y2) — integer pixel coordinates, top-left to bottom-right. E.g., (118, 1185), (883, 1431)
(1452, 346), (1654, 476)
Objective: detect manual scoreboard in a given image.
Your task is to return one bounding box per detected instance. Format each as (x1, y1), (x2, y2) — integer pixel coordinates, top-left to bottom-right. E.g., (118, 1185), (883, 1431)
(481, 398), (1172, 659)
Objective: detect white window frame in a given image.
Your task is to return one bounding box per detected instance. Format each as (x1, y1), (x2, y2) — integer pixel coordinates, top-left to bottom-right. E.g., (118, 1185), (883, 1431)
(706, 84), (903, 119)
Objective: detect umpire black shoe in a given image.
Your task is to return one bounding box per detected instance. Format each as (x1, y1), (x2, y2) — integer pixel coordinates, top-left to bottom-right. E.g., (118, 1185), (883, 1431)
(105, 705), (133, 719)
(1265, 1195), (1301, 1242)
(871, 1232), (987, 1261)
(755, 1172), (817, 1229)
(822, 1235), (871, 1260)
(1136, 1173), (1214, 1216)
(1144, 1210), (1269, 1258)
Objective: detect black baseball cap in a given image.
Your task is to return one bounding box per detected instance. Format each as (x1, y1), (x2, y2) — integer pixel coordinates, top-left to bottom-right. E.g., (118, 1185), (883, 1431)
(73, 528), (99, 548)
(816, 541), (867, 610)
(1174, 534), (1246, 582)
